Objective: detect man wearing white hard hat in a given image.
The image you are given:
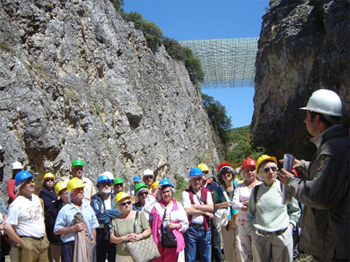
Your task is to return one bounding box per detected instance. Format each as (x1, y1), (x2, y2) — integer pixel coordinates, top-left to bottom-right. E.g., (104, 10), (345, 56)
(278, 89), (349, 262)
(143, 169), (154, 193)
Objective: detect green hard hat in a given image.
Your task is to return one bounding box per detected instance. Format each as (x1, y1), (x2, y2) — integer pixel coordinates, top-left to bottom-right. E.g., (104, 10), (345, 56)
(72, 159), (84, 168)
(114, 177), (124, 185)
(135, 182), (148, 193)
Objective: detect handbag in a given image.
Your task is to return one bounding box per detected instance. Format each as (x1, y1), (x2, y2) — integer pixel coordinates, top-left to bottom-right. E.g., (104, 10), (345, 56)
(126, 211), (160, 262)
(213, 189), (230, 230)
(160, 209), (177, 248)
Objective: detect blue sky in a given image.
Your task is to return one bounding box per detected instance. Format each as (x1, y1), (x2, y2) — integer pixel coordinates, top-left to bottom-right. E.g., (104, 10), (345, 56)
(124, 0), (269, 128)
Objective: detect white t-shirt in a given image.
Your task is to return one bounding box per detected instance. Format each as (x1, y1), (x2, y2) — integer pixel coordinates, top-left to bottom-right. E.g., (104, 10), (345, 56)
(182, 189), (213, 224)
(6, 194), (45, 238)
(232, 182), (262, 220)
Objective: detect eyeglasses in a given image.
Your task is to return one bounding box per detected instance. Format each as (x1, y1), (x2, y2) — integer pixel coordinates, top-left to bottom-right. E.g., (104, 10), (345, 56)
(144, 176), (153, 180)
(121, 200), (132, 206)
(223, 171), (232, 176)
(138, 192), (149, 196)
(264, 166), (278, 173)
(114, 183), (123, 187)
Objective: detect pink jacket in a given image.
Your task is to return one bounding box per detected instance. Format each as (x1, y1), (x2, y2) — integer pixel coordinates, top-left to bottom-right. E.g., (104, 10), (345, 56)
(147, 197), (188, 254)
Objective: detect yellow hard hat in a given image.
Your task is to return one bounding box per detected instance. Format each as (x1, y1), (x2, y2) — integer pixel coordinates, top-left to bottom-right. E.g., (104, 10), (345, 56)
(55, 181), (67, 195)
(197, 163), (209, 172)
(115, 191), (131, 206)
(42, 172), (55, 182)
(256, 155), (277, 173)
(67, 177), (85, 192)
(151, 181), (160, 192)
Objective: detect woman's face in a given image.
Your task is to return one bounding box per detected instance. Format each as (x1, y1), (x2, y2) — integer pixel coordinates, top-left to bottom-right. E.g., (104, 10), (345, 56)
(119, 198), (132, 214)
(261, 161), (278, 186)
(59, 189), (68, 204)
(221, 169), (233, 183)
(161, 186), (173, 203)
(138, 190), (149, 204)
(45, 179), (54, 190)
(243, 166), (256, 182)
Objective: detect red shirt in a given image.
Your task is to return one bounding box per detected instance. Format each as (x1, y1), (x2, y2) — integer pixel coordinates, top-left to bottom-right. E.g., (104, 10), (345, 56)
(7, 178), (16, 204)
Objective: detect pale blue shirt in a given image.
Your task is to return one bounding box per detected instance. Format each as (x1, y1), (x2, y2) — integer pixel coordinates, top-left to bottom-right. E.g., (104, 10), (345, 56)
(54, 202), (99, 243)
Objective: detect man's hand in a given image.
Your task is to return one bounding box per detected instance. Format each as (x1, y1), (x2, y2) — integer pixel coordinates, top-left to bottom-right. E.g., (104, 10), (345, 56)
(278, 169), (293, 184)
(72, 222), (85, 232)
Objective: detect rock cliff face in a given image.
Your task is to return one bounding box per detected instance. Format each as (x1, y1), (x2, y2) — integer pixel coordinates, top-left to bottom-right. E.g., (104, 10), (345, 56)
(252, 0), (349, 159)
(0, 0), (221, 198)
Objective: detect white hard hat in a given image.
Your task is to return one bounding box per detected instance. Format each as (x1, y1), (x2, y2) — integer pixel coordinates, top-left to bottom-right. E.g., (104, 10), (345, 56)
(101, 171), (114, 180)
(143, 169), (154, 177)
(300, 89), (342, 117)
(12, 161), (23, 170)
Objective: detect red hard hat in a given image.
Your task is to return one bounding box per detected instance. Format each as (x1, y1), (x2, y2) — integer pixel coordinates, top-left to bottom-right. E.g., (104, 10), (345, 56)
(242, 158), (256, 170)
(218, 162), (233, 172)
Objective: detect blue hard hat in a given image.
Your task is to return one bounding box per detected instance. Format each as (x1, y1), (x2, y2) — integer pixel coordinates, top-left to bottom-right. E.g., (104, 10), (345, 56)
(133, 176), (141, 182)
(159, 178), (174, 188)
(189, 167), (203, 179)
(97, 175), (112, 187)
(15, 171), (34, 186)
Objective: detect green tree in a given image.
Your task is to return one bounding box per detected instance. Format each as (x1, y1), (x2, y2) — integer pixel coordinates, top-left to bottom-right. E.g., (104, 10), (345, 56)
(112, 0), (124, 13)
(163, 37), (187, 61)
(122, 12), (163, 53)
(202, 93), (232, 143)
(184, 47), (204, 87)
(142, 21), (164, 52)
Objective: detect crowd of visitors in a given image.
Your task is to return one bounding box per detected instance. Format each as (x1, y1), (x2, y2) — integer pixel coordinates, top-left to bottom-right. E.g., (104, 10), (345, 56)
(0, 89), (348, 262)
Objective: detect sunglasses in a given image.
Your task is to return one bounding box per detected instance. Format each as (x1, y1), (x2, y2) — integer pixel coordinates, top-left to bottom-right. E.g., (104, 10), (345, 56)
(121, 200), (132, 207)
(24, 179), (34, 184)
(138, 191), (149, 196)
(264, 166), (278, 173)
(46, 179), (54, 182)
(144, 176), (153, 180)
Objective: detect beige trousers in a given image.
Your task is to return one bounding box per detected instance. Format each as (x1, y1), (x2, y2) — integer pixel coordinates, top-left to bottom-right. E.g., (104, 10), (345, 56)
(50, 244), (62, 262)
(221, 222), (244, 262)
(251, 227), (293, 262)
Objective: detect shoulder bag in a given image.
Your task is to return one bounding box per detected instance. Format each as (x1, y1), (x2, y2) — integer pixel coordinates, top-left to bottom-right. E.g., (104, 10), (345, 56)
(160, 209), (177, 248)
(126, 211), (160, 262)
(213, 187), (230, 230)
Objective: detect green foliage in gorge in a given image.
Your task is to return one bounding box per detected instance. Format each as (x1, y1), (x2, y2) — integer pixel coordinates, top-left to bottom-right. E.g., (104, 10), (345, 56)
(122, 12), (164, 52)
(225, 126), (265, 167)
(112, 0), (124, 13)
(201, 93), (232, 144)
(163, 37), (187, 61)
(184, 47), (205, 87)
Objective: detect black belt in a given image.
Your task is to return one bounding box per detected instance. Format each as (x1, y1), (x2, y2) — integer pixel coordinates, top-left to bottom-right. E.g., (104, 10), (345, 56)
(19, 236), (45, 240)
(190, 223), (204, 228)
(64, 241), (75, 246)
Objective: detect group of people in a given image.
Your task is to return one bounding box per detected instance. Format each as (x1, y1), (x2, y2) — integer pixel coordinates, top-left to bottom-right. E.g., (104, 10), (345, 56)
(0, 88), (348, 262)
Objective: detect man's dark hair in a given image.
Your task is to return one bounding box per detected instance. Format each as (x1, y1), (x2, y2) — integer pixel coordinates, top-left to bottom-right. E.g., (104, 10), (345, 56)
(310, 111), (340, 128)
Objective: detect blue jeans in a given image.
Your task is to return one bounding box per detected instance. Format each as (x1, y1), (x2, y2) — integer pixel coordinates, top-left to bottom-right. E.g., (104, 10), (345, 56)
(184, 224), (212, 262)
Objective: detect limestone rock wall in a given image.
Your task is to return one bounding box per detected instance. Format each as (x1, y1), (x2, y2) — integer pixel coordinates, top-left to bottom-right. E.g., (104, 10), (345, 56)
(0, 0), (221, 198)
(252, 0), (349, 159)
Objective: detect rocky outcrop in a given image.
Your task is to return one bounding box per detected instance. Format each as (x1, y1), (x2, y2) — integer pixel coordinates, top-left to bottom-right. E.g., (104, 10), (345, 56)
(252, 0), (349, 159)
(0, 0), (221, 198)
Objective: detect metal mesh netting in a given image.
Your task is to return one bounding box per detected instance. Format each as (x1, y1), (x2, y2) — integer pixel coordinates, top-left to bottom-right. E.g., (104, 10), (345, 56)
(180, 38), (258, 88)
